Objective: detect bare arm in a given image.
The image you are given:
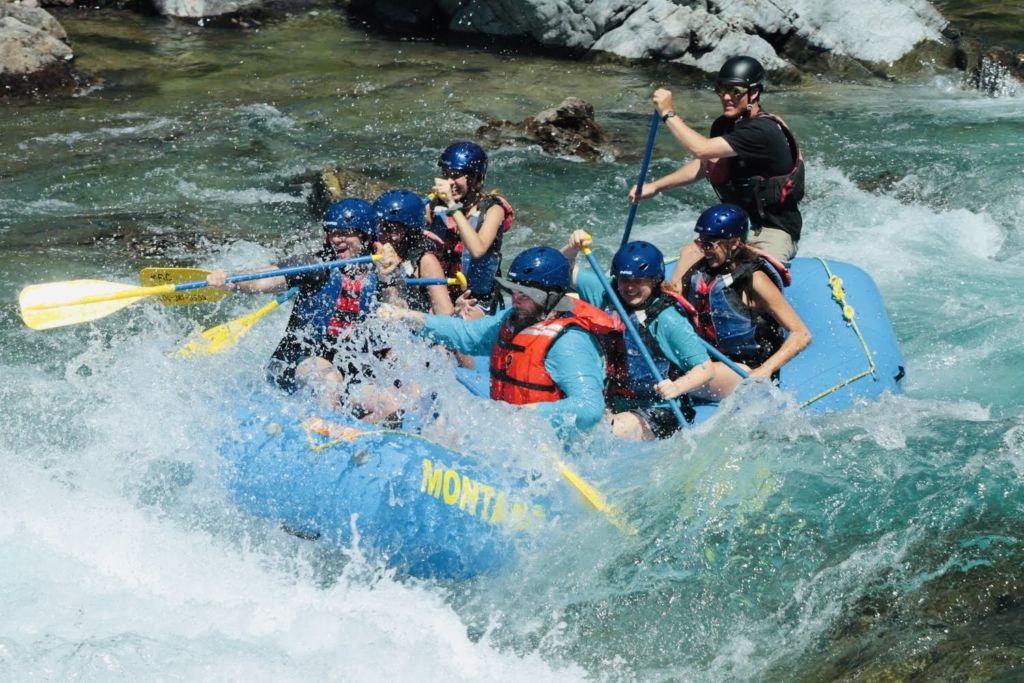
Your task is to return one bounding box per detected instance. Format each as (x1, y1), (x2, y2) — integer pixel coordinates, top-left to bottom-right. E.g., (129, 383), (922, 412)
(668, 245), (704, 292)
(419, 253), (455, 316)
(629, 158), (705, 201)
(656, 359), (716, 400)
(453, 202), (504, 259)
(206, 267), (287, 294)
(653, 88), (738, 160)
(747, 272), (812, 379)
(560, 229), (592, 287)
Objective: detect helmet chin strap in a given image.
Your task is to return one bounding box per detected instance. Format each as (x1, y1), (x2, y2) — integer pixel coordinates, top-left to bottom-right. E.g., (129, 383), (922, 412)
(543, 290), (563, 317)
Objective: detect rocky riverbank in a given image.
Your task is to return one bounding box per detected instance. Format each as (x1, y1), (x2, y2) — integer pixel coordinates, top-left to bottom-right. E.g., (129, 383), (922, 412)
(3, 0), (1020, 99)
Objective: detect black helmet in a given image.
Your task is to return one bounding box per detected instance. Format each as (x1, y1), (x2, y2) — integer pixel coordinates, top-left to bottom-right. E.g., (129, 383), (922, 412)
(717, 56), (767, 93)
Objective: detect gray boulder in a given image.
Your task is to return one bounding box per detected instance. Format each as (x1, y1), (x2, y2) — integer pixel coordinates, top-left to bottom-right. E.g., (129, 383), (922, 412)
(151, 0), (247, 19)
(347, 0), (950, 80)
(0, 0), (75, 96)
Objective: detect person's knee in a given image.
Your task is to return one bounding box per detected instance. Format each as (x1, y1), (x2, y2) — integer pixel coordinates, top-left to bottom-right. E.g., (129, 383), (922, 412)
(295, 356), (338, 382)
(611, 411), (653, 441)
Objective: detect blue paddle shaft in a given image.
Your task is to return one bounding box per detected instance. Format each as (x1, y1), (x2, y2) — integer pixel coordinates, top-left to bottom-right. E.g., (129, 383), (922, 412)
(699, 339), (750, 379)
(584, 250), (688, 426)
(405, 278), (448, 286)
(171, 255), (378, 292)
(620, 111), (661, 248)
(275, 287), (300, 305)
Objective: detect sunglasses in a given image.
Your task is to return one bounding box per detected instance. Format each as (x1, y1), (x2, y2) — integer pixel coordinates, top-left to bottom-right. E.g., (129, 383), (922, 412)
(325, 229), (363, 240)
(440, 169), (467, 180)
(698, 237), (725, 251)
(715, 84), (749, 99)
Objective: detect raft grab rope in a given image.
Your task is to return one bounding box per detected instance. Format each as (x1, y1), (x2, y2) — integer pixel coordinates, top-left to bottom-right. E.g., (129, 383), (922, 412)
(798, 258), (877, 409)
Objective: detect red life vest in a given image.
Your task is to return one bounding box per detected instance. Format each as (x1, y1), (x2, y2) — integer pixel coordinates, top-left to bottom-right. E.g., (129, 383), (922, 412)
(704, 111), (805, 222)
(325, 272), (368, 340)
(689, 250), (790, 365)
(489, 298), (615, 405)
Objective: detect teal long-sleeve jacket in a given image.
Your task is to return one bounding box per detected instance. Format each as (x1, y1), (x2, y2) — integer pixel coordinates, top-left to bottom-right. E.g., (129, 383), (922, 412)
(419, 307), (606, 431)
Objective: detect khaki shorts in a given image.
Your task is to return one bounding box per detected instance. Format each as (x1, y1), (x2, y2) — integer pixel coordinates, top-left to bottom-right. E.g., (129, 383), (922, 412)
(748, 226), (797, 265)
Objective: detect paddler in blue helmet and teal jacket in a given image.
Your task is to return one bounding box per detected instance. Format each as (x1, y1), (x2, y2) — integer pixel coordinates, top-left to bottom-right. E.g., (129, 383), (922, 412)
(561, 232), (715, 440)
(378, 246), (616, 433)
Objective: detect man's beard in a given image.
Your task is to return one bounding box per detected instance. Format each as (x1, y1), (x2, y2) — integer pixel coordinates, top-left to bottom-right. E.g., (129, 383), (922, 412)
(508, 308), (542, 335)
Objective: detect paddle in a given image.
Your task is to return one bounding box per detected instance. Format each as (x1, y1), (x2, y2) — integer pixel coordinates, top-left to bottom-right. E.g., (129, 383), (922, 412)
(172, 271), (466, 357)
(620, 110), (661, 248)
(174, 287), (299, 358)
(698, 338), (750, 380)
(582, 239), (689, 427)
(138, 267), (230, 305)
(19, 254), (381, 331)
(141, 267), (468, 294)
(406, 272), (468, 290)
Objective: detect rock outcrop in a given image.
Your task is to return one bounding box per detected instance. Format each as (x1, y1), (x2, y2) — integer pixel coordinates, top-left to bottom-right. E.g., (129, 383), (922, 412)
(477, 97), (620, 162)
(344, 0), (951, 82)
(0, 0), (76, 96)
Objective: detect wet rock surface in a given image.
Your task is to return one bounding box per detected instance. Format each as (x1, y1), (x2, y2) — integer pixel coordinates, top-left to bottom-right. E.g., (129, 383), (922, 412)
(476, 97), (622, 162)
(0, 0), (78, 97)
(770, 522), (1024, 682)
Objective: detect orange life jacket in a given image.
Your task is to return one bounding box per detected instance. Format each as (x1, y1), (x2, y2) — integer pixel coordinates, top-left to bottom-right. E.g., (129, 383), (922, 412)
(489, 298), (615, 405)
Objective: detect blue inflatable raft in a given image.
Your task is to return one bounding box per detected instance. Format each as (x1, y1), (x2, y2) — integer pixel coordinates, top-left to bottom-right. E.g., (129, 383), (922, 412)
(686, 256), (906, 422)
(220, 397), (573, 580)
(220, 257), (904, 579)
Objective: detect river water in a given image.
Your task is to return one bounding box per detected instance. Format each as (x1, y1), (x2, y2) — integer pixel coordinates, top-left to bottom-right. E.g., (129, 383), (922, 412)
(2, 7), (1023, 682)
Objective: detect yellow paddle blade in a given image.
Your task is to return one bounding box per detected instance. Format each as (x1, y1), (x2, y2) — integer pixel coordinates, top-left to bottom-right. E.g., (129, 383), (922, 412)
(544, 446), (638, 535)
(174, 298), (282, 357)
(19, 280), (174, 330)
(139, 268), (230, 305)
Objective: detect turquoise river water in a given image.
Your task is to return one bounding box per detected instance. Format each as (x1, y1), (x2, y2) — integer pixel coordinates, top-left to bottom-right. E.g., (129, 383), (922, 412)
(2, 7), (1023, 682)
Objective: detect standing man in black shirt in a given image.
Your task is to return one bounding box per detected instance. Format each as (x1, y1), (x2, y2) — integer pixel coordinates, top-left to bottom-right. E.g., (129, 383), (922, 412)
(629, 56), (805, 281)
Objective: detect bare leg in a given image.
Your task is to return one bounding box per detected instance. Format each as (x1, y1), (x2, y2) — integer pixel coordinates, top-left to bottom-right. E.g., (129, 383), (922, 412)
(610, 411), (657, 441)
(294, 356), (346, 408)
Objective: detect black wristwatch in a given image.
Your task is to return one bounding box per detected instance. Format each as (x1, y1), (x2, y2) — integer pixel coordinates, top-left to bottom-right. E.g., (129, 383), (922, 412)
(661, 110), (677, 123)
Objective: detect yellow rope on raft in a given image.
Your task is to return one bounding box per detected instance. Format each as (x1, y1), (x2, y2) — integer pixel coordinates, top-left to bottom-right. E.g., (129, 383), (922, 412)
(301, 416), (421, 452)
(797, 258), (877, 409)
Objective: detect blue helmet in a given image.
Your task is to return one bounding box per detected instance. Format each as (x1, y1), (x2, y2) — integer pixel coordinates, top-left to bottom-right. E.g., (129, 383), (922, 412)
(611, 241), (665, 281)
(505, 247), (571, 293)
(373, 189), (426, 231)
(695, 204), (750, 240)
(322, 198), (377, 237)
(438, 142), (488, 178)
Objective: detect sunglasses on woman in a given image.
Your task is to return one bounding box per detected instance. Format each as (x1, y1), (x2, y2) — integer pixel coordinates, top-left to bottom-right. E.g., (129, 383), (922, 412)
(698, 237), (725, 251)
